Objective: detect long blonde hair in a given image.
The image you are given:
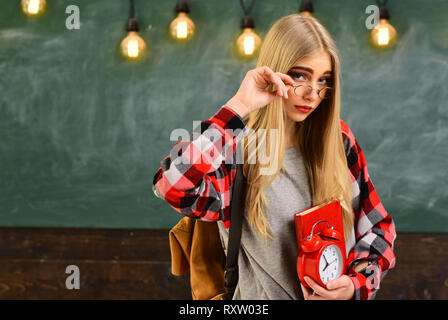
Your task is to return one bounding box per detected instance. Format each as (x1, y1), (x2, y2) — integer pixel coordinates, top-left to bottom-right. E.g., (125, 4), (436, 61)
(240, 14), (354, 240)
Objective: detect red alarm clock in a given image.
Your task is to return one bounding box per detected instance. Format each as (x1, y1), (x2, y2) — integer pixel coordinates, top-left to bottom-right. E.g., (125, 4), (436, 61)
(297, 219), (347, 288)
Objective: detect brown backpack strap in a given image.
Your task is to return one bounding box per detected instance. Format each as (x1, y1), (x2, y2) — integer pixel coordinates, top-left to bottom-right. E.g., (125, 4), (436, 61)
(223, 163), (246, 300)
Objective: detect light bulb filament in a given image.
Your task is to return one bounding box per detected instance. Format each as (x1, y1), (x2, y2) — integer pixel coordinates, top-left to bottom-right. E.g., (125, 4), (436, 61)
(243, 36), (255, 55)
(28, 0), (40, 14)
(377, 27), (390, 46)
(22, 0), (46, 16)
(127, 39), (139, 58)
(176, 21), (188, 39)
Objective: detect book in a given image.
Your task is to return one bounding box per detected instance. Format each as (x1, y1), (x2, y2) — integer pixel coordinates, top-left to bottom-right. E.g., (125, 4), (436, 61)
(294, 199), (346, 256)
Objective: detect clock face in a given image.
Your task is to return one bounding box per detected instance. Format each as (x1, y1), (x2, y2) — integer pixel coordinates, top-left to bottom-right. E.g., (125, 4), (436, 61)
(318, 244), (343, 284)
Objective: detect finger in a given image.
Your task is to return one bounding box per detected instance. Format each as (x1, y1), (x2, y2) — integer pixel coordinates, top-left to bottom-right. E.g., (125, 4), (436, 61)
(276, 72), (295, 86)
(276, 72), (295, 98)
(277, 73), (296, 99)
(300, 284), (311, 300)
(261, 67), (285, 97)
(302, 286), (326, 301)
(304, 276), (333, 299)
(301, 282), (330, 300)
(274, 72), (290, 98)
(272, 75), (285, 97)
(326, 276), (350, 290)
(277, 75), (292, 98)
(307, 293), (326, 300)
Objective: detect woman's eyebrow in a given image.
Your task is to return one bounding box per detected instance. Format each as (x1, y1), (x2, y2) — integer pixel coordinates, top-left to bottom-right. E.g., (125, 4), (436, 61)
(289, 66), (333, 76)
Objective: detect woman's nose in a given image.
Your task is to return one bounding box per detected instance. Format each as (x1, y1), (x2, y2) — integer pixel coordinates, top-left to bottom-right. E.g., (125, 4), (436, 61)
(302, 87), (319, 101)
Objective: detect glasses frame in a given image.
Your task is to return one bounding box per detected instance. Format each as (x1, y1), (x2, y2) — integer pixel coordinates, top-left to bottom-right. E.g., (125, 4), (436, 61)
(291, 84), (334, 100)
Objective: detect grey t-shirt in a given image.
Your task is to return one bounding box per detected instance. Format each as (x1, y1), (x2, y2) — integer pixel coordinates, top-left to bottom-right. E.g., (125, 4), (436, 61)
(218, 146), (312, 300)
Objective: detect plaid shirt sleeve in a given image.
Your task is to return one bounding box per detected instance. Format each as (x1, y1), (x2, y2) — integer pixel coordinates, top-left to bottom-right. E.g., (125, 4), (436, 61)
(341, 120), (397, 300)
(152, 105), (247, 229)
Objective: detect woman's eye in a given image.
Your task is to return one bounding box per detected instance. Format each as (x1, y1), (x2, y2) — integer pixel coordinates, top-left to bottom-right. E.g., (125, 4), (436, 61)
(318, 78), (329, 85)
(288, 72), (306, 81)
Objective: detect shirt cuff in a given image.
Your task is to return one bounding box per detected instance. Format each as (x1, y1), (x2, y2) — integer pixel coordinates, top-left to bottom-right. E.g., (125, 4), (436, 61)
(213, 105), (247, 131)
(347, 262), (380, 300)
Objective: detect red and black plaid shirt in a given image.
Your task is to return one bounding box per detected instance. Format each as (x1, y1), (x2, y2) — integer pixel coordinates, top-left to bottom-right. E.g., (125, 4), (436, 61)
(153, 105), (396, 300)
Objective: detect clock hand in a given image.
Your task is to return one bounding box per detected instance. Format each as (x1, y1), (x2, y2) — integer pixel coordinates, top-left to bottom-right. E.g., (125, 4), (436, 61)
(322, 254), (330, 272)
(327, 259), (337, 266)
(322, 254), (329, 265)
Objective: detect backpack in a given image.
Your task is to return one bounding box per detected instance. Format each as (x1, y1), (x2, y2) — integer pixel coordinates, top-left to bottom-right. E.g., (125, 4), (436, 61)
(168, 163), (246, 300)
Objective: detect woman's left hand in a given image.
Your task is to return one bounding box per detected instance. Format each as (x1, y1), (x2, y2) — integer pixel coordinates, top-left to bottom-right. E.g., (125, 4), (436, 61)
(301, 276), (354, 300)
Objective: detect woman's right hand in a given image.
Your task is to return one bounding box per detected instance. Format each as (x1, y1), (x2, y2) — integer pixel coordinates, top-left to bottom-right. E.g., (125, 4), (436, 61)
(225, 66), (295, 118)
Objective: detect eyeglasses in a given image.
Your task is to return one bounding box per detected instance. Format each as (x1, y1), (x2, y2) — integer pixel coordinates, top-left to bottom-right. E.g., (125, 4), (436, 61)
(290, 83), (334, 100)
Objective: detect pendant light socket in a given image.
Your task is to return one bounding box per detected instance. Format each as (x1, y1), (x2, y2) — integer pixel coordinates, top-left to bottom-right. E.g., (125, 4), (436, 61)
(241, 15), (255, 29)
(379, 6), (390, 19)
(176, 0), (190, 14)
(126, 17), (139, 32)
(299, 0), (314, 14)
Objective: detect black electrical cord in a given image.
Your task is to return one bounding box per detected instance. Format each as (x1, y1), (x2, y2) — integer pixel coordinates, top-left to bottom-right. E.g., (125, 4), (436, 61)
(126, 0), (139, 32)
(239, 0), (257, 29)
(130, 0), (135, 18)
(239, 0), (256, 16)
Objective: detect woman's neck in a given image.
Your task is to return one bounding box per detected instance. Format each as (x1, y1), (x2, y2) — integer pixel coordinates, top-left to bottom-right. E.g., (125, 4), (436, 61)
(284, 118), (299, 150)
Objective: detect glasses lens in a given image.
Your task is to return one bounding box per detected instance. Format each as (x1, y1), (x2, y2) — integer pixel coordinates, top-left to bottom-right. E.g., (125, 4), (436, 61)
(319, 87), (333, 99)
(294, 85), (312, 97)
(294, 85), (333, 99)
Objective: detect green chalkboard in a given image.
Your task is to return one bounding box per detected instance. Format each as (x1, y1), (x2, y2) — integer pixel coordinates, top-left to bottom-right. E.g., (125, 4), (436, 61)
(0, 0), (447, 232)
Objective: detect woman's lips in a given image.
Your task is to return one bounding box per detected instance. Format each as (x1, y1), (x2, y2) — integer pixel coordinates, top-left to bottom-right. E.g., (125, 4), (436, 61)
(295, 105), (312, 113)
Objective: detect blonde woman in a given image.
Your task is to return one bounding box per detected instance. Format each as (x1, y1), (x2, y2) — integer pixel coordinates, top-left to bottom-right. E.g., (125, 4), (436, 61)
(153, 14), (396, 300)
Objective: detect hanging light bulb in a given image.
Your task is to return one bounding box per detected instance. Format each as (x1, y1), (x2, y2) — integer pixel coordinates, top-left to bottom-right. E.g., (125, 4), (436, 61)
(21, 0), (46, 17)
(299, 0), (314, 17)
(371, 19), (396, 47)
(120, 0), (146, 60)
(121, 31), (146, 59)
(169, 0), (195, 41)
(370, 2), (397, 48)
(236, 16), (261, 58)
